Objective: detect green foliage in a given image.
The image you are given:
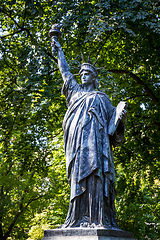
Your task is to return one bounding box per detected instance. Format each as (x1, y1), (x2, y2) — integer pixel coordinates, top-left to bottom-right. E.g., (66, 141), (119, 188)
(0, 0), (159, 239)
(26, 140), (70, 240)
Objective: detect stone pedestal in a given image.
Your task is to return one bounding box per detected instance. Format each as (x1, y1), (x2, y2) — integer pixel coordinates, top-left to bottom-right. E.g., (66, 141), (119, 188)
(42, 228), (135, 240)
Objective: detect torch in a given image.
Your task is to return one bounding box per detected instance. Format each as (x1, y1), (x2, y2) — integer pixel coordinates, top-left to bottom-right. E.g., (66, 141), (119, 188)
(49, 23), (62, 56)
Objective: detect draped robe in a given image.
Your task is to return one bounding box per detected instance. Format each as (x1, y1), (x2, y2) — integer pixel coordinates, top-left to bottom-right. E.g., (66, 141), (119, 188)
(61, 73), (125, 228)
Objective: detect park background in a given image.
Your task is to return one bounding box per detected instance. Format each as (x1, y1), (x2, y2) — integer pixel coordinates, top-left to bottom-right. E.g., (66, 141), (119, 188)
(0, 0), (159, 239)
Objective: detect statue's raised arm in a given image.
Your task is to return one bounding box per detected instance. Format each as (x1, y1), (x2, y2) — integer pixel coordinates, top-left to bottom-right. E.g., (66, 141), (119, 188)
(49, 23), (73, 83)
(54, 40), (71, 81)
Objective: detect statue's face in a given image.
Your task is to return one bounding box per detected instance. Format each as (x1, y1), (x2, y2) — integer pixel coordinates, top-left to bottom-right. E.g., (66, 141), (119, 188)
(80, 70), (94, 86)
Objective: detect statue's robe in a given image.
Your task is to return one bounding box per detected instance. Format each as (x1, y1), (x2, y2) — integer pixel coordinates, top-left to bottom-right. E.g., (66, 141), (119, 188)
(61, 73), (125, 228)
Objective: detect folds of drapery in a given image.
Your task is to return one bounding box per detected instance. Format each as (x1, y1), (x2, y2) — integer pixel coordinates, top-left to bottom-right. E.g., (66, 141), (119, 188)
(63, 85), (124, 201)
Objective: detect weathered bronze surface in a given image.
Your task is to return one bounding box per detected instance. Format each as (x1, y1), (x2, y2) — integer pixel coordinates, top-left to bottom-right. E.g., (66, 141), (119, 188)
(50, 28), (128, 229)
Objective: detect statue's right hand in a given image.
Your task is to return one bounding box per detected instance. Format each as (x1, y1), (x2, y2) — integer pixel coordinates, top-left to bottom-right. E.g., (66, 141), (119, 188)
(52, 39), (61, 50)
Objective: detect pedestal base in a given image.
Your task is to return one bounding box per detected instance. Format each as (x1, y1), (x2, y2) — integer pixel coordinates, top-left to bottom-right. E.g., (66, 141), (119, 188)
(42, 228), (135, 240)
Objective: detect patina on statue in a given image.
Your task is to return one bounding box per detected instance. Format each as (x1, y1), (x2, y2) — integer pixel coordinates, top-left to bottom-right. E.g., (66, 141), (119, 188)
(50, 25), (127, 229)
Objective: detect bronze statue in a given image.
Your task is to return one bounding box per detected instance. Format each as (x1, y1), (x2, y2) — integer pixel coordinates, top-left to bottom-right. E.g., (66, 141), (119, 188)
(50, 26), (127, 229)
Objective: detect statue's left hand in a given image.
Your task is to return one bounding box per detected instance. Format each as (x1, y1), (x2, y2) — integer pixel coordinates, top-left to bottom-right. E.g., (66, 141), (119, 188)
(119, 109), (127, 126)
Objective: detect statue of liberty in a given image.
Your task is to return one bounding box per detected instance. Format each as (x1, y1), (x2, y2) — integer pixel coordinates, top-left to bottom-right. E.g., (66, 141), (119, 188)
(50, 24), (127, 229)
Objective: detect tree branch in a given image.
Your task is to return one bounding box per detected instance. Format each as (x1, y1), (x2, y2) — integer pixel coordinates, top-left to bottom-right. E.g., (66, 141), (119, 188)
(0, 223), (3, 240)
(108, 69), (159, 107)
(153, 122), (160, 129)
(97, 31), (113, 56)
(43, 48), (58, 63)
(3, 52), (20, 84)
(0, 30), (23, 39)
(1, 90), (14, 99)
(0, 98), (24, 143)
(0, 9), (23, 29)
(3, 171), (35, 239)
(1, 8), (57, 64)
(125, 94), (147, 100)
(3, 193), (45, 240)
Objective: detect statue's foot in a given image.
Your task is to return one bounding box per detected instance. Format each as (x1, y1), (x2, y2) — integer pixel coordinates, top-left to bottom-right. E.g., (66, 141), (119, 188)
(80, 222), (90, 228)
(80, 222), (111, 229)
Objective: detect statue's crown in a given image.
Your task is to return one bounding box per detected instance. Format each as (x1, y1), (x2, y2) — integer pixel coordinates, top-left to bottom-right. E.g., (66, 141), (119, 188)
(79, 63), (98, 77)
(76, 53), (100, 77)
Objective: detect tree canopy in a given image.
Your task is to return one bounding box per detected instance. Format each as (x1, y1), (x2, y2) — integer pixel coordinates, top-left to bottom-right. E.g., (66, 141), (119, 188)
(0, 0), (159, 239)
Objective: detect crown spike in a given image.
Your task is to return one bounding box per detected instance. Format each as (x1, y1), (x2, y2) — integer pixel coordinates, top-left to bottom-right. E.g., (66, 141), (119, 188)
(93, 56), (99, 66)
(74, 73), (80, 76)
(87, 52), (91, 63)
(96, 67), (105, 70)
(75, 60), (81, 67)
(81, 52), (85, 63)
(71, 66), (80, 70)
